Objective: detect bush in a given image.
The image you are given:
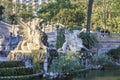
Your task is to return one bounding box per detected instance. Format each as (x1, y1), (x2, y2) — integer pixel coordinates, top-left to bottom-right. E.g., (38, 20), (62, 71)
(78, 32), (98, 49)
(49, 51), (84, 73)
(56, 27), (65, 49)
(92, 54), (111, 65)
(33, 61), (43, 73)
(107, 46), (120, 60)
(0, 75), (40, 80)
(30, 53), (44, 73)
(0, 61), (25, 68)
(0, 67), (33, 76)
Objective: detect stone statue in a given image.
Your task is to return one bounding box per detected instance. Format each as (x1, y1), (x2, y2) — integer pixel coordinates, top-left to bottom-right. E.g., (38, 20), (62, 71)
(7, 18), (48, 61)
(58, 28), (87, 53)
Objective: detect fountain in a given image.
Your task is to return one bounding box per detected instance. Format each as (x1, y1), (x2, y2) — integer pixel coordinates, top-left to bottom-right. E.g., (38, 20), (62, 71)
(58, 28), (88, 54)
(7, 18), (49, 75)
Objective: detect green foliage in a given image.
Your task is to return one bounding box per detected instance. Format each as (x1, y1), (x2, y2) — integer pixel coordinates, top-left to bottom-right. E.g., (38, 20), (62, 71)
(91, 0), (120, 33)
(38, 0), (120, 33)
(53, 9), (85, 27)
(29, 53), (44, 73)
(0, 5), (5, 19)
(92, 54), (111, 65)
(1, 0), (14, 21)
(0, 0), (35, 23)
(107, 46), (120, 60)
(0, 59), (39, 80)
(9, 14), (17, 24)
(78, 32), (98, 49)
(37, 0), (85, 27)
(33, 61), (43, 73)
(56, 28), (65, 49)
(0, 67), (33, 76)
(0, 75), (40, 80)
(49, 51), (84, 73)
(1, 0), (119, 33)
(0, 61), (25, 68)
(18, 11), (35, 21)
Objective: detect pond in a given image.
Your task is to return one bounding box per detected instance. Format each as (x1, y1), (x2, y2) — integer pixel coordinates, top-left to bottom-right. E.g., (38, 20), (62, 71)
(62, 70), (120, 80)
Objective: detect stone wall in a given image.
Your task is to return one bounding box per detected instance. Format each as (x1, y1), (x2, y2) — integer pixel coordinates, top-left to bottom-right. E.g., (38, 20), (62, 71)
(97, 33), (120, 54)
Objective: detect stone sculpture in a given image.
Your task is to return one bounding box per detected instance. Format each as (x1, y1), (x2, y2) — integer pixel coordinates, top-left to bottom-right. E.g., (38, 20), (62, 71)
(7, 18), (48, 61)
(58, 28), (87, 53)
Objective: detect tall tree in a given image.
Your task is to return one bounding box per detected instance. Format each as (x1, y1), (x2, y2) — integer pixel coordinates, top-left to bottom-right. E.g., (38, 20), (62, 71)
(0, 5), (5, 20)
(86, 0), (94, 33)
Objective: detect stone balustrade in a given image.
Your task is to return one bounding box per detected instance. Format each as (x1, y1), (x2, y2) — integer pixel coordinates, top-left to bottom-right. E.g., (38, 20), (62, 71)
(96, 33), (120, 54)
(97, 33), (120, 41)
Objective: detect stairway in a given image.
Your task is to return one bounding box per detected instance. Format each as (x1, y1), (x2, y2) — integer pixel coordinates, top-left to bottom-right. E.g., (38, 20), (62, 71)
(0, 59), (41, 80)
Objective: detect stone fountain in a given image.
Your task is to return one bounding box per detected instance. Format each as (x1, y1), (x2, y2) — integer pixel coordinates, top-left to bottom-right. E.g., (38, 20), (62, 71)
(57, 28), (92, 67)
(58, 28), (88, 54)
(7, 18), (49, 74)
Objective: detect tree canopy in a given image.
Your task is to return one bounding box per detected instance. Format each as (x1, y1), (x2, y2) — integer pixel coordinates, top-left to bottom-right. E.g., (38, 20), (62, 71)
(37, 0), (120, 33)
(0, 0), (119, 33)
(37, 0), (85, 27)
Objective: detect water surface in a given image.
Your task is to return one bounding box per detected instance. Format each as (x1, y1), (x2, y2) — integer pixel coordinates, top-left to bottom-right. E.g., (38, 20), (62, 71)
(63, 70), (120, 80)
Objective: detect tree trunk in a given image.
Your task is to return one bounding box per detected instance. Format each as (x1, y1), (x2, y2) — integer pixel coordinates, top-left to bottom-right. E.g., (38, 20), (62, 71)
(86, 0), (94, 33)
(32, 0), (35, 15)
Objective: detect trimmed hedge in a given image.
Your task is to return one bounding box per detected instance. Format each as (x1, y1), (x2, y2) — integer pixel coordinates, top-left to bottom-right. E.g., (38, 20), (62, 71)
(0, 61), (25, 68)
(0, 68), (33, 76)
(107, 46), (120, 59)
(0, 75), (40, 80)
(56, 28), (65, 49)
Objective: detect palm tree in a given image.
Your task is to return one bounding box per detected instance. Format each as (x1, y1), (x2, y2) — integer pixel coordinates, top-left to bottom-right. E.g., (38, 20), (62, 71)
(86, 0), (94, 33)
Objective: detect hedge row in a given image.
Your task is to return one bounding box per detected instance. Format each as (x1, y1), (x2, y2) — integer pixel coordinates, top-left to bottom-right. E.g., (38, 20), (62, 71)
(0, 74), (40, 80)
(0, 67), (33, 76)
(0, 61), (25, 68)
(107, 46), (120, 59)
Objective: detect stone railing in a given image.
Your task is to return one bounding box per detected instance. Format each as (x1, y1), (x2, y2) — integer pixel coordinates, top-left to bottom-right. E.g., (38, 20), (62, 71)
(96, 33), (120, 54)
(97, 33), (120, 41)
(42, 25), (55, 32)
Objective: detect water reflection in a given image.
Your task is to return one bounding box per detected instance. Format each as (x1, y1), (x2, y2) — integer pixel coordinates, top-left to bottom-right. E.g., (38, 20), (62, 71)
(63, 70), (120, 80)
